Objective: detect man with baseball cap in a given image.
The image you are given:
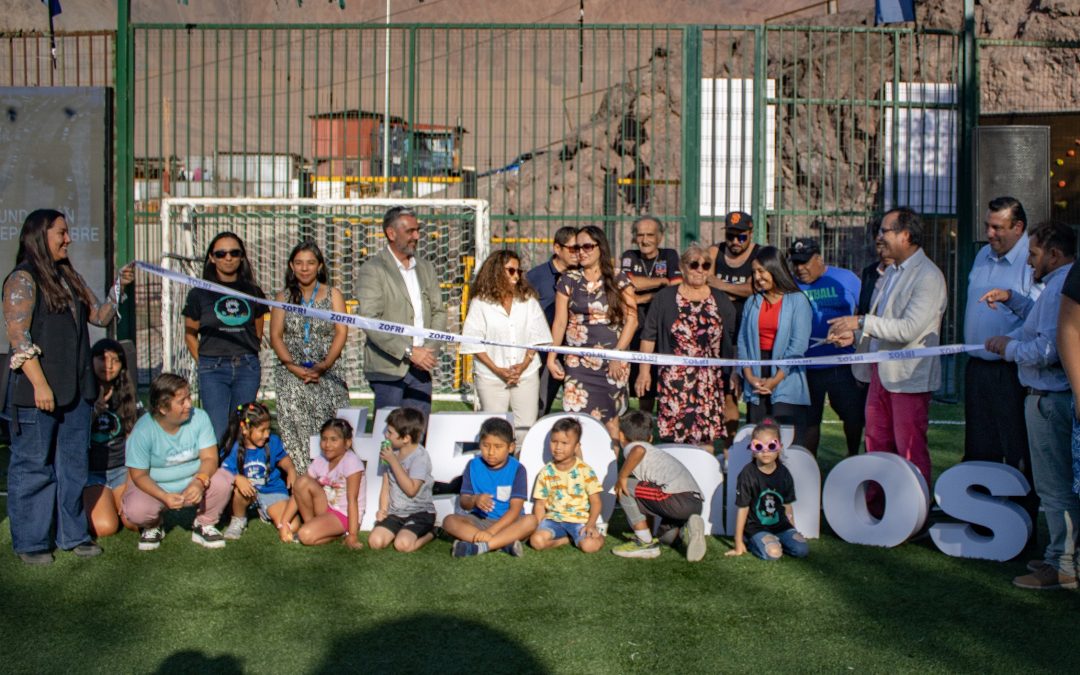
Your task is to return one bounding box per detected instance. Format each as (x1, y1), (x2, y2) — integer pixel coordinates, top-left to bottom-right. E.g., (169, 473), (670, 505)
(789, 237), (864, 456)
(708, 210), (761, 444)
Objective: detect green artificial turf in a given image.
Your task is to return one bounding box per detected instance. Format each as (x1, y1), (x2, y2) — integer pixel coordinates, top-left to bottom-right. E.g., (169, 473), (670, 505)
(1, 402), (1078, 673)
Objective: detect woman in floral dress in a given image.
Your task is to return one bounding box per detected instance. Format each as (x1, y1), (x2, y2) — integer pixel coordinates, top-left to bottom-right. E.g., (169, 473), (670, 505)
(269, 241), (350, 474)
(546, 225), (637, 440)
(635, 243), (737, 451)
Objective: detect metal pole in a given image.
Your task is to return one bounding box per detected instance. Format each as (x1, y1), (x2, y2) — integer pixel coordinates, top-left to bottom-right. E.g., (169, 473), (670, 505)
(382, 0), (391, 196)
(680, 26), (702, 249)
(115, 0), (135, 341)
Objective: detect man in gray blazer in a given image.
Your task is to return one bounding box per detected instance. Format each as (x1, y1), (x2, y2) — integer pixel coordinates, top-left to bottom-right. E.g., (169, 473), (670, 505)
(356, 206), (448, 416)
(828, 207), (947, 500)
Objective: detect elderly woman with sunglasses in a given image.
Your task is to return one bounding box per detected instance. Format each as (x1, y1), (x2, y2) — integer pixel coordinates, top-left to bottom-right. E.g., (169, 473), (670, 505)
(461, 250), (552, 447)
(182, 232), (267, 444)
(635, 244), (737, 451)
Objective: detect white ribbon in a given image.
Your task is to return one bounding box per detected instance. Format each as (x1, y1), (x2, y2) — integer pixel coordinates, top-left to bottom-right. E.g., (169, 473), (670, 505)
(139, 260), (980, 368)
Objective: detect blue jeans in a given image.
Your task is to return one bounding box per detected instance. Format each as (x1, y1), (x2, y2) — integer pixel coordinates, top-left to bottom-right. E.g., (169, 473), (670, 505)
(198, 353), (262, 445)
(746, 528), (809, 561)
(7, 398), (93, 553)
(368, 366), (433, 418)
(1025, 392), (1080, 576)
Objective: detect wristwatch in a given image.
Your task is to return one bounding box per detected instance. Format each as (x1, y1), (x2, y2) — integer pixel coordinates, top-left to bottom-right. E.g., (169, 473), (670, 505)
(403, 346), (413, 361)
(857, 315), (866, 330)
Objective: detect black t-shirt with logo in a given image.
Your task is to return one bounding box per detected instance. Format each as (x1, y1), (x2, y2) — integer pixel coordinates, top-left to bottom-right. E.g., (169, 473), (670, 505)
(182, 280), (267, 357)
(735, 461), (796, 536)
(712, 242), (760, 335)
(1063, 261), (1080, 304)
(620, 248), (683, 325)
(88, 399), (145, 472)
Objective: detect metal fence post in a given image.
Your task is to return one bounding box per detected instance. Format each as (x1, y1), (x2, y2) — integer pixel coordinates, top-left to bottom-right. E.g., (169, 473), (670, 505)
(115, 0), (135, 341)
(751, 25), (765, 243)
(680, 25), (701, 249)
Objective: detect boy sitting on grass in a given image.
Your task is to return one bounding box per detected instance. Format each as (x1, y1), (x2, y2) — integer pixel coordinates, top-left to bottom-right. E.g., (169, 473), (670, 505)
(529, 417), (605, 553)
(612, 410), (708, 562)
(442, 417), (537, 557)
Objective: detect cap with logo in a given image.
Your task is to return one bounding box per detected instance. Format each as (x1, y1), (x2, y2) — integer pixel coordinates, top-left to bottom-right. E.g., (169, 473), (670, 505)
(724, 211), (753, 232)
(788, 238), (821, 264)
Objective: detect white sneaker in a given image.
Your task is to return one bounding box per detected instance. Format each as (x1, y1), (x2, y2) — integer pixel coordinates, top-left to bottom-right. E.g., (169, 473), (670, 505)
(223, 517), (247, 541)
(683, 514), (707, 562)
(191, 523), (226, 549)
(139, 526), (165, 551)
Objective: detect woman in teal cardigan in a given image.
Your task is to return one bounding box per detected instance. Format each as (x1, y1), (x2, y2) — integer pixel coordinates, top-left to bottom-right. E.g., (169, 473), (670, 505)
(738, 246), (812, 447)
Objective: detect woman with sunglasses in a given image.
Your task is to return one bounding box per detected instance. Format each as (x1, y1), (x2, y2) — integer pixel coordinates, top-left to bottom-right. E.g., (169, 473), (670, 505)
(182, 232), (267, 445)
(547, 226), (637, 440)
(461, 250), (552, 447)
(635, 244), (737, 451)
(737, 246), (812, 446)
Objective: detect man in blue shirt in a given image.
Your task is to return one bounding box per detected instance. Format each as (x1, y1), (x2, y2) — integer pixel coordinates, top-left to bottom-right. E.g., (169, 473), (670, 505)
(789, 238), (863, 456)
(982, 221), (1076, 591)
(963, 197), (1040, 477)
(526, 226), (579, 415)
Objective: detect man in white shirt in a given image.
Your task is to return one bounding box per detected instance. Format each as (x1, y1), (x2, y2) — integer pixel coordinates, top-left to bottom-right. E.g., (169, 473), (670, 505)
(356, 206), (448, 417)
(828, 207), (947, 513)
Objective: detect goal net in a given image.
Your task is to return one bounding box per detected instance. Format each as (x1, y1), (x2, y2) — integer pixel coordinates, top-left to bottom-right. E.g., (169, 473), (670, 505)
(158, 197), (490, 400)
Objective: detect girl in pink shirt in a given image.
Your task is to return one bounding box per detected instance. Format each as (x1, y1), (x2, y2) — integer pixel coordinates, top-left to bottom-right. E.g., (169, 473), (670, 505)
(278, 418), (365, 548)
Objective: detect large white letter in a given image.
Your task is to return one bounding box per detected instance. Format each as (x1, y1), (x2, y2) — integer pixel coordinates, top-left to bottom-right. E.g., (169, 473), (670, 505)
(822, 453), (929, 547)
(929, 461), (1032, 561)
(519, 413), (616, 532)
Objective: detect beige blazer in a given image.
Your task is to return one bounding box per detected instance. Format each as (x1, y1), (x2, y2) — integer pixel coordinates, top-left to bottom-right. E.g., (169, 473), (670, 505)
(853, 248), (947, 393)
(355, 246), (448, 380)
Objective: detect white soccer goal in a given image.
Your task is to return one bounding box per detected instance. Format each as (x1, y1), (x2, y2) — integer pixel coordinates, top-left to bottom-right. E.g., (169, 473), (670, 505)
(159, 197), (490, 400)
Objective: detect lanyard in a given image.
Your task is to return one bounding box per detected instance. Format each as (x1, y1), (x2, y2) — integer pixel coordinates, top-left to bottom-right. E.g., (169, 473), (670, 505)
(301, 281), (320, 345)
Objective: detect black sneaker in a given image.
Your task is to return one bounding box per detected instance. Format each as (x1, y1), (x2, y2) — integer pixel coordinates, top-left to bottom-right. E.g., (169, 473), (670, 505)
(191, 523), (226, 549)
(72, 542), (103, 558)
(139, 526), (165, 551)
(18, 551), (54, 566)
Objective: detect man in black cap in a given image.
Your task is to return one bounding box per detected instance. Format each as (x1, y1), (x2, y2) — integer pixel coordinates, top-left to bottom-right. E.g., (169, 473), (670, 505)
(708, 211), (761, 444)
(789, 237), (864, 456)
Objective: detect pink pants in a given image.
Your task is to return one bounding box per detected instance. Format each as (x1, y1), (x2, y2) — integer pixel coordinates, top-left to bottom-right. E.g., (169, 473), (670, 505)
(121, 468), (235, 528)
(864, 366), (933, 486)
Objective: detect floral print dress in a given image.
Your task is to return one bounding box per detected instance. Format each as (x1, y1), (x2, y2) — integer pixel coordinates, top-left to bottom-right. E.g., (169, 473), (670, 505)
(657, 292), (726, 445)
(556, 269), (632, 424)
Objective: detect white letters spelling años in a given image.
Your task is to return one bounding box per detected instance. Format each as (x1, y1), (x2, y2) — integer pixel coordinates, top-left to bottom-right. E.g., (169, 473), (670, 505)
(330, 410), (1030, 562)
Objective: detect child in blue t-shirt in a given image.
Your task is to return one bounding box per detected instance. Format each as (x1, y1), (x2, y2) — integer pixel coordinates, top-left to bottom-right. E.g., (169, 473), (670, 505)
(441, 417), (537, 557)
(213, 402), (297, 540)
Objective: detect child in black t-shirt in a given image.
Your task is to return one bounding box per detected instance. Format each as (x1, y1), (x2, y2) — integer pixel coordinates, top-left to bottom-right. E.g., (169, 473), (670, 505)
(726, 419), (809, 561)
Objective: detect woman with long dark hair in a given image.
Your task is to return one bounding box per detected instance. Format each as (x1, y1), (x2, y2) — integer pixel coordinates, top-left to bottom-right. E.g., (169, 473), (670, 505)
(737, 246), (812, 445)
(461, 249), (552, 446)
(269, 240), (349, 474)
(182, 231), (267, 444)
(83, 339), (144, 537)
(2, 209), (134, 564)
(546, 225), (637, 440)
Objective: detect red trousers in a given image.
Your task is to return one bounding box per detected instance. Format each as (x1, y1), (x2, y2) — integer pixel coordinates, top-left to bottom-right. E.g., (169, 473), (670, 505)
(864, 365), (932, 487)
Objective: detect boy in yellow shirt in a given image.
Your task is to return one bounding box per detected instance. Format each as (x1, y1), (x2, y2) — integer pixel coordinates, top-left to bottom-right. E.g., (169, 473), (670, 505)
(528, 418), (605, 553)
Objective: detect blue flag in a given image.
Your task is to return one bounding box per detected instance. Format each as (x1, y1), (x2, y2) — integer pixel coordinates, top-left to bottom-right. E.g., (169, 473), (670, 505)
(42, 0), (61, 17)
(875, 0), (914, 25)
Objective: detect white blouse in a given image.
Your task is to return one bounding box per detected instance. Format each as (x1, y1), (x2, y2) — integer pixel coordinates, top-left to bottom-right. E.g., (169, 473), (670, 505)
(460, 295), (553, 382)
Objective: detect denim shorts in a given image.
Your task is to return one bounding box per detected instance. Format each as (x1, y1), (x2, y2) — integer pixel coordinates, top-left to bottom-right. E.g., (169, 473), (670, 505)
(87, 466), (128, 491)
(255, 491), (289, 520)
(538, 518), (588, 544)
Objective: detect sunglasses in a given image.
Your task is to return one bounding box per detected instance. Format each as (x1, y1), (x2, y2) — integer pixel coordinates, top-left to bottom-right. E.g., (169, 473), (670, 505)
(750, 440), (782, 453)
(568, 243), (598, 254)
(725, 232), (750, 242)
(686, 260), (712, 271)
(212, 248), (243, 259)
(504, 266), (521, 276)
